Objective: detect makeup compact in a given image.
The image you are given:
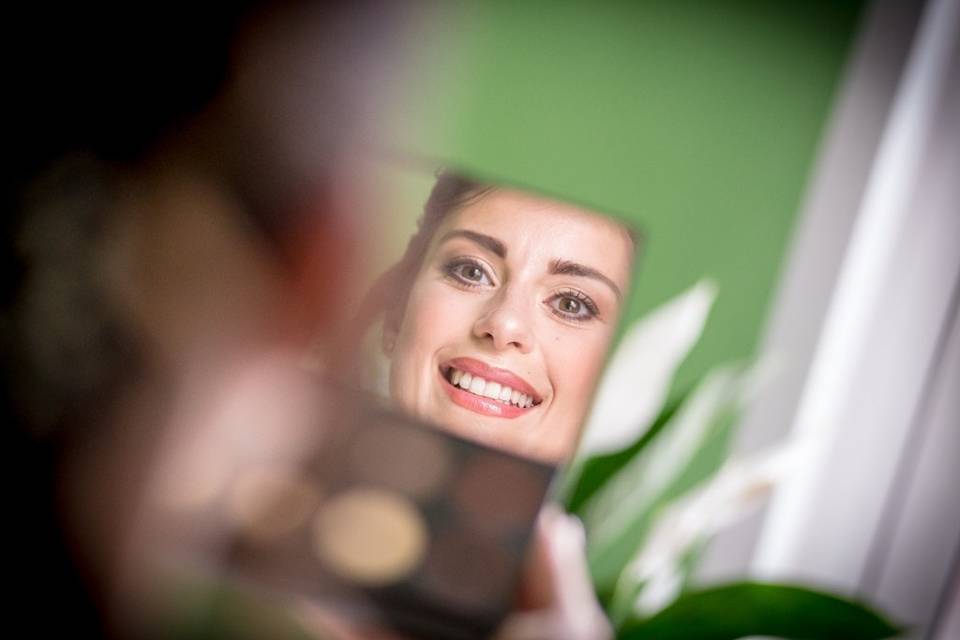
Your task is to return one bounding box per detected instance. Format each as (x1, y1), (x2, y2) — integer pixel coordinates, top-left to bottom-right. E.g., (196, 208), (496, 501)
(222, 385), (557, 640)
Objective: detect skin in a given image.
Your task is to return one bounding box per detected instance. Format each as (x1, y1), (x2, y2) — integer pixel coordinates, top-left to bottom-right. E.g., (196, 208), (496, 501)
(385, 188), (633, 463)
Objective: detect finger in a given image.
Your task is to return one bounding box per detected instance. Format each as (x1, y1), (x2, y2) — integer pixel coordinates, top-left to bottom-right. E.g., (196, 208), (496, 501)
(532, 507), (613, 640)
(549, 513), (612, 640)
(493, 610), (561, 640)
(514, 507), (560, 610)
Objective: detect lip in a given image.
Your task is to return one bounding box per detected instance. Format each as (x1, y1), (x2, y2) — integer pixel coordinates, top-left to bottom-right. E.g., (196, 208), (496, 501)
(443, 357), (542, 401)
(438, 357), (543, 419)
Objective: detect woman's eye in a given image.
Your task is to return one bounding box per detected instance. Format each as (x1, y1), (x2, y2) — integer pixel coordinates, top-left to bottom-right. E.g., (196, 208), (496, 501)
(458, 264), (486, 282)
(559, 297), (582, 314)
(548, 291), (600, 322)
(443, 259), (494, 287)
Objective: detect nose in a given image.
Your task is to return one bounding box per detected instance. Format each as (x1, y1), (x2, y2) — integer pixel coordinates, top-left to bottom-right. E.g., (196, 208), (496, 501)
(472, 287), (535, 353)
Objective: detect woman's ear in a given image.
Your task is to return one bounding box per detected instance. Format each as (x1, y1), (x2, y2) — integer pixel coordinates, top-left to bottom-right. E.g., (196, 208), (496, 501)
(365, 263), (407, 359)
(381, 320), (397, 357)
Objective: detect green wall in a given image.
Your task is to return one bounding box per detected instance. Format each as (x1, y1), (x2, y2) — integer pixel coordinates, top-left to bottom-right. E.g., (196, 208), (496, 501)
(378, 0), (865, 393)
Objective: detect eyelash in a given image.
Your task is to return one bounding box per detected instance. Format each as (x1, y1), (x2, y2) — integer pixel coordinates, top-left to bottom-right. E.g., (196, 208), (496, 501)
(442, 257), (494, 288)
(441, 258), (600, 323)
(547, 288), (601, 323)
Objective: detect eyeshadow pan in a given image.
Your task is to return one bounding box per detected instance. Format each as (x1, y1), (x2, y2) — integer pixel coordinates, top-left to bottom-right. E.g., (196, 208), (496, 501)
(452, 455), (546, 534)
(418, 528), (515, 613)
(221, 389), (557, 639)
(347, 425), (451, 499)
(226, 464), (319, 541)
(312, 486), (428, 586)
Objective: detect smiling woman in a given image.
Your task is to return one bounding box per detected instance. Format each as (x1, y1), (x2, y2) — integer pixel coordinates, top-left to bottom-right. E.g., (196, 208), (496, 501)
(374, 171), (636, 463)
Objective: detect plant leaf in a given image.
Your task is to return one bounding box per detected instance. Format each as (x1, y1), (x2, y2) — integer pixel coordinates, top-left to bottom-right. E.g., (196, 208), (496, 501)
(583, 366), (745, 595)
(619, 440), (806, 618)
(619, 582), (902, 640)
(577, 280), (717, 459)
(562, 388), (689, 514)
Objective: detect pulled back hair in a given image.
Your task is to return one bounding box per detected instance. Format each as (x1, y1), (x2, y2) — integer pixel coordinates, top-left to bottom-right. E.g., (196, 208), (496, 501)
(356, 170), (495, 341)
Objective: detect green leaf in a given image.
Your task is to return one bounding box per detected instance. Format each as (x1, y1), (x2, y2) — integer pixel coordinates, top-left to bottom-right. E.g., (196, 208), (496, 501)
(157, 573), (316, 640)
(563, 388), (689, 514)
(603, 410), (737, 612)
(619, 583), (901, 640)
(576, 280), (717, 459)
(608, 573), (650, 628)
(583, 367), (744, 595)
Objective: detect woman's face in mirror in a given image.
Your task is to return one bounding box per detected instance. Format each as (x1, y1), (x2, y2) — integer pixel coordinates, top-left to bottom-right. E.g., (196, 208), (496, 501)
(386, 188), (633, 462)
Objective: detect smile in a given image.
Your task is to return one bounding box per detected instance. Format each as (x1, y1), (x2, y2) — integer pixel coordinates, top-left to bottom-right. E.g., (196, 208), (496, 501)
(438, 357), (543, 419)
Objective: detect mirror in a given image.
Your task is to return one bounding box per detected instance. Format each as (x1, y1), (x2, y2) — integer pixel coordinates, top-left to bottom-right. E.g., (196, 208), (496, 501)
(337, 160), (638, 466)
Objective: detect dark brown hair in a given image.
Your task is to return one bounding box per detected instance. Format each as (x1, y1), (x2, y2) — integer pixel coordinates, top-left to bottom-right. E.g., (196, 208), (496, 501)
(358, 170), (495, 342)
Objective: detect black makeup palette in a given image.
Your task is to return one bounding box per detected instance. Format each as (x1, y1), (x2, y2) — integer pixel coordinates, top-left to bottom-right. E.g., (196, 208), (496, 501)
(223, 386), (557, 640)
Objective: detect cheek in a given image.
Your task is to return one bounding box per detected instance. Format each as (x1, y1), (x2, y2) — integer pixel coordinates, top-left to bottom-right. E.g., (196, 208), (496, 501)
(399, 282), (475, 345)
(546, 330), (613, 413)
(391, 282), (478, 379)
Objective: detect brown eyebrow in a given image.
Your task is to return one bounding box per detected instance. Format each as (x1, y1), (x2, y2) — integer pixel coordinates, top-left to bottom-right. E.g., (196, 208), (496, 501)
(549, 258), (622, 300)
(439, 229), (507, 258)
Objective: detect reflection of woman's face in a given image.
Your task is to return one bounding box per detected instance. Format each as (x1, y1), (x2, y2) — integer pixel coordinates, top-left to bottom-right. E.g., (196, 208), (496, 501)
(387, 189), (633, 462)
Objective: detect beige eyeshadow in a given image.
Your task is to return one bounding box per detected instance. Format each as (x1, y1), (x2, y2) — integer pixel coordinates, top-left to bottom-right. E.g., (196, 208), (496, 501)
(226, 464), (319, 540)
(312, 487), (428, 586)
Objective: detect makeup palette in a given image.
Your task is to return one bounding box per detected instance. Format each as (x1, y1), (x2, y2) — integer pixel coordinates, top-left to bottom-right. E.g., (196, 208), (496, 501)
(223, 386), (557, 639)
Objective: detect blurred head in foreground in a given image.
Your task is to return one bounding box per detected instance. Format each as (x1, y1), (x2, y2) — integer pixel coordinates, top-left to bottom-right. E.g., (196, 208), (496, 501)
(7, 2), (410, 636)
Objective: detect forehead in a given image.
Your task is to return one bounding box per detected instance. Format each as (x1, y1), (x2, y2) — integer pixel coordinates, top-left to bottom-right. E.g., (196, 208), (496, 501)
(435, 189), (634, 284)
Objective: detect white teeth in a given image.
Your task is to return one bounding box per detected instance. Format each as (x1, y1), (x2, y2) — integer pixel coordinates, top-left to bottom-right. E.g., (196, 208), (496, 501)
(469, 376), (486, 395)
(447, 367), (536, 408)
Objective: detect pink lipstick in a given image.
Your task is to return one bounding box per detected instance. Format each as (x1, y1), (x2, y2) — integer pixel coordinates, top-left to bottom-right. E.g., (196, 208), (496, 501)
(438, 357), (542, 419)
